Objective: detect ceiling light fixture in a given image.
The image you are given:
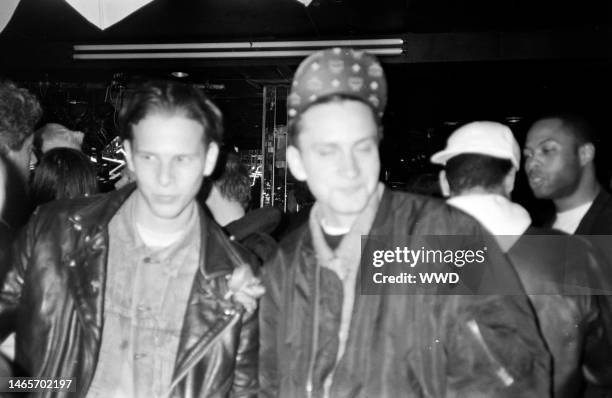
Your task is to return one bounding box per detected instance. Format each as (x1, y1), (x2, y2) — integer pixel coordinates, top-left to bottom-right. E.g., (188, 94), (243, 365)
(171, 71), (189, 78)
(73, 38), (404, 60)
(74, 38), (403, 52)
(74, 48), (402, 60)
(505, 116), (523, 123)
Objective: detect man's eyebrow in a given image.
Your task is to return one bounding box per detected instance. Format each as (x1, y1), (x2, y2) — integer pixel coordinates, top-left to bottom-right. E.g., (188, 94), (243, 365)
(355, 136), (377, 144)
(312, 142), (338, 148)
(535, 138), (559, 146)
(527, 137), (558, 149)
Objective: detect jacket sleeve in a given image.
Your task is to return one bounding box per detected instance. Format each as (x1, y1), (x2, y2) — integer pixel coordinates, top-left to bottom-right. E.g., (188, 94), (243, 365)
(582, 294), (612, 386)
(439, 208), (552, 397)
(258, 252), (284, 398)
(0, 210), (38, 342)
(442, 293), (551, 397)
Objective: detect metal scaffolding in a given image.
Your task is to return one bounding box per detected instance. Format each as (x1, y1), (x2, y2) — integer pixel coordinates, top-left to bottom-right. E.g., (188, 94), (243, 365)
(260, 85), (289, 211)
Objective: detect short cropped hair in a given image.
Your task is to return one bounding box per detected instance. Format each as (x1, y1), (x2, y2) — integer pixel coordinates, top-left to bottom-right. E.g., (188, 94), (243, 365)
(0, 80), (42, 155)
(118, 81), (223, 146)
(287, 94), (381, 147)
(445, 154), (514, 195)
(30, 148), (99, 207)
(536, 112), (597, 146)
(211, 151), (251, 209)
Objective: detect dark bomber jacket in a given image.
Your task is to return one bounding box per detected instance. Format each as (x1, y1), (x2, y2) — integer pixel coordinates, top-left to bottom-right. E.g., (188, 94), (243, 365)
(260, 188), (551, 398)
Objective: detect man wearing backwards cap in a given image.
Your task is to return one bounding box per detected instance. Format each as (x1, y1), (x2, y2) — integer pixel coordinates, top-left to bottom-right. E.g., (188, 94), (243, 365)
(259, 48), (550, 397)
(432, 121), (612, 398)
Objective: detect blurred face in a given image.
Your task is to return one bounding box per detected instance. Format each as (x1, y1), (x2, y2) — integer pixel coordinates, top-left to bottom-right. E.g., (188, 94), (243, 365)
(524, 118), (581, 199)
(7, 134), (34, 182)
(124, 113), (218, 225)
(287, 100), (380, 226)
(0, 161), (5, 215)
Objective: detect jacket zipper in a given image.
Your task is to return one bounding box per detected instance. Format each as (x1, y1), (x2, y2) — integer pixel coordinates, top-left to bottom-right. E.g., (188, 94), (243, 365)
(466, 319), (515, 387)
(306, 261), (321, 398)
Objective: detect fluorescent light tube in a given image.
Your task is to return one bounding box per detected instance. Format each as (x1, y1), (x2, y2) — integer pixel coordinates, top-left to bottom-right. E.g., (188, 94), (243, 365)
(73, 48), (403, 60)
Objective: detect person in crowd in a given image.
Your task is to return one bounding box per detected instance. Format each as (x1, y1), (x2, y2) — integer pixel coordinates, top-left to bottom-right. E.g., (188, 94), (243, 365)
(524, 113), (611, 234)
(0, 81), (263, 397)
(0, 155), (11, 277)
(259, 48), (550, 397)
(0, 155), (11, 276)
(0, 155), (8, 242)
(29, 147), (99, 208)
(33, 122), (84, 158)
(432, 121), (612, 398)
(524, 113), (612, 398)
(0, 80), (42, 227)
(0, 156), (12, 379)
(203, 149), (280, 264)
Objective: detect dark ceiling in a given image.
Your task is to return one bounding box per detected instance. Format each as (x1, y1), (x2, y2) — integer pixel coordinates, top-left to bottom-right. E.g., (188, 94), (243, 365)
(1, 0), (611, 179)
(2, 0), (610, 42)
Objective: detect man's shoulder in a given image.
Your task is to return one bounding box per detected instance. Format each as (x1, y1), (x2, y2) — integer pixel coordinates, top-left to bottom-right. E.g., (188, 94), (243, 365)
(513, 226), (611, 289)
(28, 193), (109, 230)
(262, 223), (309, 279)
(272, 223), (308, 262)
(583, 189), (612, 234)
(381, 190), (483, 233)
(385, 189), (446, 210)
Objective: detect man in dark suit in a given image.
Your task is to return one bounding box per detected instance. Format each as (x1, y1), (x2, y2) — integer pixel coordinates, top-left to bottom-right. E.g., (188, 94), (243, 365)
(525, 113), (612, 397)
(524, 113), (612, 235)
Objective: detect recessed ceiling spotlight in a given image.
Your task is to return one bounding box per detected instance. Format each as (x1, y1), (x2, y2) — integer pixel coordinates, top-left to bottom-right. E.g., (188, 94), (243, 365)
(171, 71), (189, 78)
(505, 116), (522, 123)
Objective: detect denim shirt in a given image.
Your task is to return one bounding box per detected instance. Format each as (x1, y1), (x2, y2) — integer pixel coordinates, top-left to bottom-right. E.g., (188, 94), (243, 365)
(87, 193), (201, 398)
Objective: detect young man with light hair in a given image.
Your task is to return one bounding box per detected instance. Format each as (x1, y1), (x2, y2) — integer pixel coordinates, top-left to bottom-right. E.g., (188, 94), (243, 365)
(259, 48), (550, 398)
(0, 81), (263, 397)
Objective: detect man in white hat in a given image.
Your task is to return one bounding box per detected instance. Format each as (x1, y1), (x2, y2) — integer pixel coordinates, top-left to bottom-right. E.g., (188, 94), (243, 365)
(432, 121), (612, 398)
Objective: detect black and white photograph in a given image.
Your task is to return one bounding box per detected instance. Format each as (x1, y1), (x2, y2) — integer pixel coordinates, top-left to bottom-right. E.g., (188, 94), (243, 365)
(0, 0), (611, 397)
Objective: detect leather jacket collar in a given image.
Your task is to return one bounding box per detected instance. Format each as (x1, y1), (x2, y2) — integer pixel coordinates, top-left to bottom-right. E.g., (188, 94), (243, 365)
(68, 183), (235, 278)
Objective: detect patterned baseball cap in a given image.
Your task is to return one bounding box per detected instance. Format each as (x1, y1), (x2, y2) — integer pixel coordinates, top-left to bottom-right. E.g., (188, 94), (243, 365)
(287, 47), (388, 122)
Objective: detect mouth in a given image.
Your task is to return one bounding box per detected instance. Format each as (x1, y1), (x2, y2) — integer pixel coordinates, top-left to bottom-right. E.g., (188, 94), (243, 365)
(527, 174), (545, 188)
(338, 185), (363, 194)
(153, 194), (177, 204)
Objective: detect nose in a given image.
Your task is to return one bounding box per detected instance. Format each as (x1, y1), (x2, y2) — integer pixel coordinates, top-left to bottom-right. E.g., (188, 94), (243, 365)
(157, 161), (173, 187)
(524, 156), (538, 174)
(340, 151), (359, 178)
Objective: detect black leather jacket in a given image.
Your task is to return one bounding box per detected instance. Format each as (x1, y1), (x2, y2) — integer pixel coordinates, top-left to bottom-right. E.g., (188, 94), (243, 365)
(0, 184), (258, 397)
(508, 228), (612, 398)
(260, 189), (551, 397)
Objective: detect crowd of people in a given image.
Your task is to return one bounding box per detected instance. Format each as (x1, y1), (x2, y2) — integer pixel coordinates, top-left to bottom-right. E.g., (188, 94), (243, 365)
(0, 47), (610, 398)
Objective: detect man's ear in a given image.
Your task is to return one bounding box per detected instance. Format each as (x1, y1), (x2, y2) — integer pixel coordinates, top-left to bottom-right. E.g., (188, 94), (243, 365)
(287, 145), (307, 181)
(578, 143), (595, 167)
(203, 141), (220, 177)
(439, 170), (451, 197)
(503, 168), (517, 197)
(123, 140), (136, 172)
